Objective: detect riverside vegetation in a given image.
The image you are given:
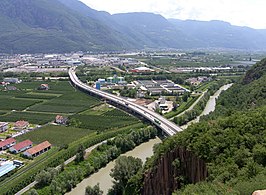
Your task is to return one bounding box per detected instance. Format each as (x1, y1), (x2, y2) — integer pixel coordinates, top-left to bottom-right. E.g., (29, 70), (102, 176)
(28, 126), (157, 194)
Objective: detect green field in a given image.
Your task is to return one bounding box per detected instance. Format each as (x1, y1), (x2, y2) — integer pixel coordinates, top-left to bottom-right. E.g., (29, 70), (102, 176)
(0, 112), (56, 125)
(16, 125), (95, 146)
(80, 104), (114, 115)
(70, 114), (138, 130)
(15, 92), (61, 100)
(0, 98), (41, 111)
(0, 81), (101, 123)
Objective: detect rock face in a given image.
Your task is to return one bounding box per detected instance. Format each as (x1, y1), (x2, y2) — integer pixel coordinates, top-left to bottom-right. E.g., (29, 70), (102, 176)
(252, 190), (266, 195)
(142, 147), (207, 195)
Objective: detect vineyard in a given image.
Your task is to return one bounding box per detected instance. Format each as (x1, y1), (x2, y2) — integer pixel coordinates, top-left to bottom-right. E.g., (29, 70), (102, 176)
(69, 114), (138, 130)
(0, 81), (101, 123)
(0, 112), (56, 125)
(16, 125), (95, 146)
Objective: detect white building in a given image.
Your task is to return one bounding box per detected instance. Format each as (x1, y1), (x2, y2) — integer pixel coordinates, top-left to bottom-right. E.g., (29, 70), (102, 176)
(0, 122), (8, 132)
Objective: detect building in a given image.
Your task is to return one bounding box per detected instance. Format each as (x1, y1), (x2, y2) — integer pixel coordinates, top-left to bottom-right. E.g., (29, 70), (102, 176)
(3, 78), (19, 84)
(9, 140), (33, 154)
(97, 79), (106, 84)
(23, 141), (52, 158)
(55, 115), (68, 125)
(6, 86), (17, 91)
(95, 81), (101, 90)
(0, 161), (16, 178)
(38, 84), (49, 90)
(106, 75), (126, 84)
(0, 138), (16, 151)
(131, 67), (154, 73)
(0, 122), (8, 133)
(14, 120), (29, 130)
(155, 96), (169, 111)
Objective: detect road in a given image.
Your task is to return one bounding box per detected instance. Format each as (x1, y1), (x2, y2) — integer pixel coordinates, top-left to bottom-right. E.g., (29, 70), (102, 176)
(69, 67), (183, 136)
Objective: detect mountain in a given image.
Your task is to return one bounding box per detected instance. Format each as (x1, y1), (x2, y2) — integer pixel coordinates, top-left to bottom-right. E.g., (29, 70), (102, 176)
(169, 19), (266, 50)
(0, 0), (132, 53)
(1, 0), (266, 53)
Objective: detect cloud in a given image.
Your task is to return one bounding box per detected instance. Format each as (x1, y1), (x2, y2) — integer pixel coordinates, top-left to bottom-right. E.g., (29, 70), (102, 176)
(80, 0), (266, 29)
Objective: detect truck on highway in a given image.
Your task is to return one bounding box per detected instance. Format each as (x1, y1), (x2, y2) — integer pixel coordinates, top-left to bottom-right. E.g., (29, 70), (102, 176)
(154, 118), (161, 125)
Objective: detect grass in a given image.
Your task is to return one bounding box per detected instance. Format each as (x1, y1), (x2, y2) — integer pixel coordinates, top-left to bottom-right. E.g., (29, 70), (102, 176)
(80, 104), (114, 115)
(16, 125), (95, 146)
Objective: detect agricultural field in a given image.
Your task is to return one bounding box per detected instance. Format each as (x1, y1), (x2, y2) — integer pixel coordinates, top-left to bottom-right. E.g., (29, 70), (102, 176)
(0, 81), (101, 124)
(69, 114), (138, 130)
(0, 112), (56, 125)
(80, 104), (114, 115)
(16, 125), (95, 146)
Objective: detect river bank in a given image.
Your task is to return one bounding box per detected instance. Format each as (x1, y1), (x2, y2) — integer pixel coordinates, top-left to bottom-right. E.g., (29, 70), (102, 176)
(181, 83), (233, 129)
(66, 137), (162, 195)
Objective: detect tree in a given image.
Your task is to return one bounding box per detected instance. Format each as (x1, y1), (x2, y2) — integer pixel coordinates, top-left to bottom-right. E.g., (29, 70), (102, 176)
(70, 118), (82, 128)
(26, 189), (38, 195)
(35, 170), (51, 187)
(75, 144), (86, 163)
(182, 92), (190, 102)
(35, 168), (59, 187)
(85, 183), (103, 195)
(110, 156), (142, 193)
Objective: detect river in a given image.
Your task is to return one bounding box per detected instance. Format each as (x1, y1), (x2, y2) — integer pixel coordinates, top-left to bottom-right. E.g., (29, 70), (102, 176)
(181, 83), (233, 129)
(66, 137), (162, 195)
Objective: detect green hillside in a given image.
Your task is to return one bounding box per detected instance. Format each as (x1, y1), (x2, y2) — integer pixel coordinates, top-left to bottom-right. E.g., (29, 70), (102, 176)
(129, 58), (266, 194)
(0, 0), (131, 53)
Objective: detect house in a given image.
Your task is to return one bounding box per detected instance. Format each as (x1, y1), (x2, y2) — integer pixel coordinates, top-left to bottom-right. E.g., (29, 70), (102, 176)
(0, 138), (16, 151)
(23, 141), (52, 158)
(3, 78), (19, 84)
(55, 115), (68, 125)
(6, 86), (17, 91)
(9, 140), (33, 154)
(14, 120), (29, 130)
(0, 122), (8, 133)
(130, 67), (154, 73)
(38, 84), (49, 90)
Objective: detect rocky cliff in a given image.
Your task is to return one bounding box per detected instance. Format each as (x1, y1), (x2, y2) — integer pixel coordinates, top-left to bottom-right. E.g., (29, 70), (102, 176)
(142, 147), (207, 195)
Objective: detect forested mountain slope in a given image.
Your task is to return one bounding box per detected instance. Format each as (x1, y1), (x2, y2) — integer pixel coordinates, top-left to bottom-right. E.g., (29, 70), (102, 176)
(2, 0), (266, 53)
(0, 0), (132, 53)
(128, 59), (266, 195)
(212, 58), (266, 117)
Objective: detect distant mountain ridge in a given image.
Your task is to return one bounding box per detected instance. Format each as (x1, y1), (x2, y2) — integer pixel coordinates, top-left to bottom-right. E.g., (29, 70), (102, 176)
(1, 0), (266, 53)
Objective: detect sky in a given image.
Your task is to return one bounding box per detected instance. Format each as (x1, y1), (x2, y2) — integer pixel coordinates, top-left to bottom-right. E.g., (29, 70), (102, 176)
(80, 0), (266, 29)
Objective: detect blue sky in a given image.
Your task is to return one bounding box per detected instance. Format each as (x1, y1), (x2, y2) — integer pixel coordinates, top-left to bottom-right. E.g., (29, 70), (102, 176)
(80, 0), (266, 29)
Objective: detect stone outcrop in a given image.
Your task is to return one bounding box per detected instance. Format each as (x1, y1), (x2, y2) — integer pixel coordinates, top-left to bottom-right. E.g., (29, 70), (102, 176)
(252, 190), (266, 195)
(142, 147), (207, 195)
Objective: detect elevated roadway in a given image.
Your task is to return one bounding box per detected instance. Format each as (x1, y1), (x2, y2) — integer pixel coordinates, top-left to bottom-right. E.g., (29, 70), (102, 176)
(69, 67), (183, 136)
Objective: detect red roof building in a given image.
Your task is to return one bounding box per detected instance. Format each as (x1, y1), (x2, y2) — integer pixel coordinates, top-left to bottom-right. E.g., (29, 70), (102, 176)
(23, 141), (52, 158)
(9, 140), (33, 154)
(14, 120), (29, 130)
(0, 138), (16, 151)
(55, 115), (68, 125)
